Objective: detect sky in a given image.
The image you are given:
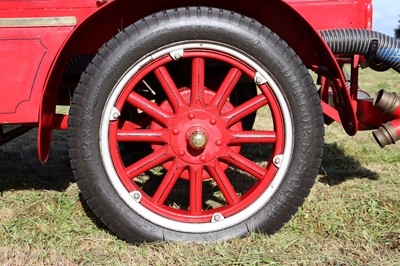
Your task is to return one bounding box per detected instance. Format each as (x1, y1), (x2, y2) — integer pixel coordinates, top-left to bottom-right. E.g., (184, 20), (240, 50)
(372, 0), (400, 37)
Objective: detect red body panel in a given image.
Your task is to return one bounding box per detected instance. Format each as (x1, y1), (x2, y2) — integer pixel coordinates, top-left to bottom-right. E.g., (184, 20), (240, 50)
(0, 0), (374, 160)
(0, 27), (73, 123)
(0, 0), (99, 123)
(288, 0), (373, 30)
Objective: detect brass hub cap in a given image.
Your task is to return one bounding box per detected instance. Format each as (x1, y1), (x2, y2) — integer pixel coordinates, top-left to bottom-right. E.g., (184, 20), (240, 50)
(188, 129), (208, 150)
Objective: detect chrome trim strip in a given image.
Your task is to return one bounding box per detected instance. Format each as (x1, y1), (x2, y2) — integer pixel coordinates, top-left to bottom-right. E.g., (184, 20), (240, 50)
(0, 17), (77, 27)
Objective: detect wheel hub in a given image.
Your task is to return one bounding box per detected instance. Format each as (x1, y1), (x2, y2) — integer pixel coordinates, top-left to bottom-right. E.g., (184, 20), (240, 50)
(187, 128), (208, 150)
(150, 88), (242, 176)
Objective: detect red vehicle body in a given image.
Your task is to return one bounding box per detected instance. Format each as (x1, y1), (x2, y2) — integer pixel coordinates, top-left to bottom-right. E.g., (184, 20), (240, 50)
(0, 0), (398, 243)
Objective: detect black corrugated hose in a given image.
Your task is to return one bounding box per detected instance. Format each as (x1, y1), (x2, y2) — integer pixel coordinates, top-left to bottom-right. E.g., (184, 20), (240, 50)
(320, 29), (400, 73)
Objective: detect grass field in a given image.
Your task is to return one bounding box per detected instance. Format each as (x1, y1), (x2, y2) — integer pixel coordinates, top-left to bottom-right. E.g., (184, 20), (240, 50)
(0, 68), (399, 265)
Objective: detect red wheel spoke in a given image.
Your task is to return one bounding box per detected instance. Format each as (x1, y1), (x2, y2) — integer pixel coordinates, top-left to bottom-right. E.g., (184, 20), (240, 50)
(189, 166), (204, 214)
(154, 66), (187, 112)
(208, 68), (242, 112)
(191, 58), (205, 106)
(152, 160), (185, 205)
(227, 130), (276, 144)
(127, 91), (171, 126)
(206, 164), (239, 205)
(117, 129), (169, 143)
(126, 146), (173, 179)
(221, 147), (266, 180)
(223, 94), (268, 127)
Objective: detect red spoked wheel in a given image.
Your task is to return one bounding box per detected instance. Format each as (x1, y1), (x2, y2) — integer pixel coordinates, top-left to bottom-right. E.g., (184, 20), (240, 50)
(101, 43), (292, 233)
(107, 46), (285, 225)
(69, 7), (324, 243)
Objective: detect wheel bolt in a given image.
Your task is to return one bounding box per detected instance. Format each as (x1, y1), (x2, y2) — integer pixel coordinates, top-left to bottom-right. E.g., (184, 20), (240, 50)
(110, 107), (121, 121)
(273, 156), (281, 165)
(199, 155), (206, 162)
(174, 52), (182, 60)
(212, 213), (224, 222)
(172, 129), (179, 135)
(178, 150), (185, 156)
(273, 155), (284, 168)
(215, 140), (222, 146)
(188, 113), (195, 119)
(209, 118), (217, 125)
(130, 191), (142, 202)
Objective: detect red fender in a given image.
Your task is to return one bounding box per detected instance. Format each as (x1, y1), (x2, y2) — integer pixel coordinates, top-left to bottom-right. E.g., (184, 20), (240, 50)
(38, 0), (357, 162)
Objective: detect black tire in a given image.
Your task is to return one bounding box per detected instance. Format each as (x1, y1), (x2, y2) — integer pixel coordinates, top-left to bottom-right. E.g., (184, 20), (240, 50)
(68, 6), (324, 243)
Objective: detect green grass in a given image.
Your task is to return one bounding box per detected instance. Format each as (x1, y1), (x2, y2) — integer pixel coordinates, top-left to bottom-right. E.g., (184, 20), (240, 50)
(0, 68), (399, 265)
